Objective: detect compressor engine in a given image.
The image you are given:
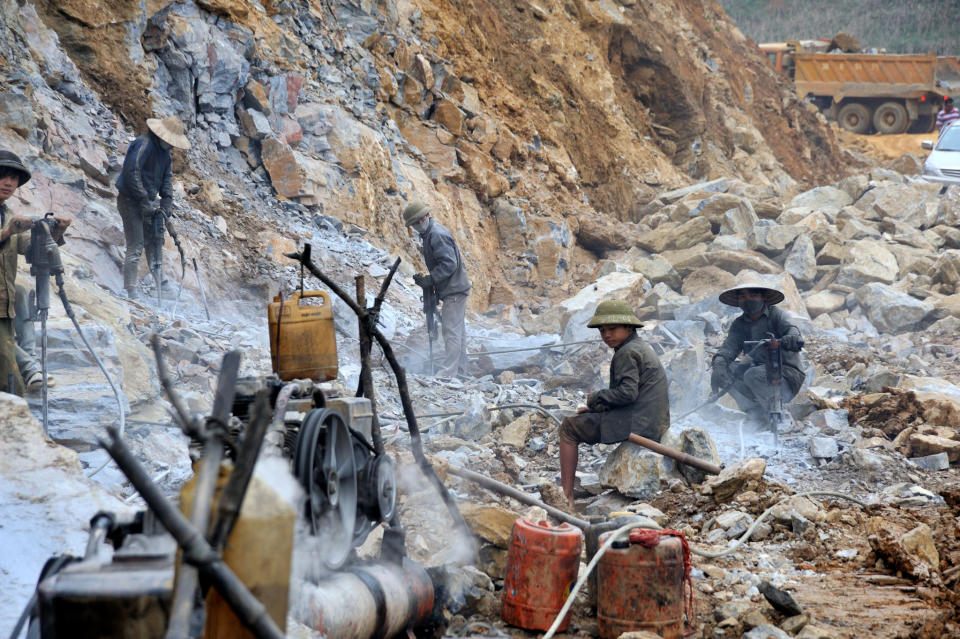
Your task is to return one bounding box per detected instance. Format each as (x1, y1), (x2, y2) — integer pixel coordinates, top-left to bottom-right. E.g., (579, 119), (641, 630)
(231, 377), (398, 569)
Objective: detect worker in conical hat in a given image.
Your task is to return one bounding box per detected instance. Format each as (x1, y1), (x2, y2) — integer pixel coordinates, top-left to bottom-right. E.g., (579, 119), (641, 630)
(116, 115), (190, 300)
(558, 299), (670, 509)
(711, 273), (806, 425)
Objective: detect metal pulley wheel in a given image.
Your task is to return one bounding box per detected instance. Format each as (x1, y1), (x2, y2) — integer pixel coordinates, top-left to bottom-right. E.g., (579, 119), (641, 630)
(294, 408), (358, 569)
(370, 454), (397, 523)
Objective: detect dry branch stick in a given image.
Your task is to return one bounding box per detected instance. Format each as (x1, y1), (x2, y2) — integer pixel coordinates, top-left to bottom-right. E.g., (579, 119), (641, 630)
(286, 249), (474, 552)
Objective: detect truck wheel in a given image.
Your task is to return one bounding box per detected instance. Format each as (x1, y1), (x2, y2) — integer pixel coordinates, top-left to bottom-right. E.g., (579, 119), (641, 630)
(873, 101), (908, 134)
(837, 102), (871, 134)
(908, 114), (936, 134)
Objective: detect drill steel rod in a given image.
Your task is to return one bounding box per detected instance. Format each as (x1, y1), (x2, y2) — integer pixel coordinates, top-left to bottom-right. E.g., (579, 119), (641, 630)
(99, 425), (284, 639)
(40, 312), (48, 433)
(193, 257), (211, 320)
(465, 339), (601, 358)
(287, 249), (473, 550)
(627, 433), (722, 475)
(448, 465), (589, 529)
(165, 351), (240, 639)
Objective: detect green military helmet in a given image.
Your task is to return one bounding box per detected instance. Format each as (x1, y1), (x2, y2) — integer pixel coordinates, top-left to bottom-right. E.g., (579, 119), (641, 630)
(402, 201), (431, 226)
(587, 299), (644, 328)
(0, 150), (30, 185)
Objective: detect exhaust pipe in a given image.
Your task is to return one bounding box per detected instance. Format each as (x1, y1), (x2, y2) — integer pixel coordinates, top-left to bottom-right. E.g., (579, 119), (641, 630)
(295, 559), (434, 639)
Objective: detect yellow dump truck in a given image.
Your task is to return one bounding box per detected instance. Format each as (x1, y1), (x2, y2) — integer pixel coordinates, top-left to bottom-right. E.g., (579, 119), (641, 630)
(760, 41), (948, 134)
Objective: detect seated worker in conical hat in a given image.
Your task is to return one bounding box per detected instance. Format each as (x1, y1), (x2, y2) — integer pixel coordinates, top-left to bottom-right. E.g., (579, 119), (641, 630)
(711, 276), (806, 424)
(558, 300), (670, 508)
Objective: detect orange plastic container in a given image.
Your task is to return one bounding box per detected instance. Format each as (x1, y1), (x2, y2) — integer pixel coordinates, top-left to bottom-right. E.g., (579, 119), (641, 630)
(267, 289), (337, 382)
(501, 519), (583, 632)
(597, 529), (685, 639)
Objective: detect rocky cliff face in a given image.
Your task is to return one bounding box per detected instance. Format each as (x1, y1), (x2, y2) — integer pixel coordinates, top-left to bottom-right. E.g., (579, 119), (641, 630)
(6, 0), (847, 312)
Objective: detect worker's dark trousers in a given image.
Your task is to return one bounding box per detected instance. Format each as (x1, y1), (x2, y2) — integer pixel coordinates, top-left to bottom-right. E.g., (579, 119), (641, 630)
(728, 365), (796, 420)
(117, 192), (158, 294)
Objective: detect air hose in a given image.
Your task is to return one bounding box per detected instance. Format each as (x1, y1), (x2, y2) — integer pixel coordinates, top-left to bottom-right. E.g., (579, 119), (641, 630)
(52, 279), (126, 478)
(541, 490), (869, 639)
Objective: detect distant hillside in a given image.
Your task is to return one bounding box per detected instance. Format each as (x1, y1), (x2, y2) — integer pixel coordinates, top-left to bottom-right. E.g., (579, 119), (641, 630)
(719, 0), (958, 55)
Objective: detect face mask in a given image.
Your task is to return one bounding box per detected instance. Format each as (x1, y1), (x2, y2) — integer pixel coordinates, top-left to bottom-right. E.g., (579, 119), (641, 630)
(741, 298), (764, 315)
(412, 218), (429, 234)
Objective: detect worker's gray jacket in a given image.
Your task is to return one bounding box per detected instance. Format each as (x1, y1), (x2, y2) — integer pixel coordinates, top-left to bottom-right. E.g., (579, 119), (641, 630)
(420, 218), (470, 299)
(714, 305), (805, 393)
(586, 332), (671, 444)
(116, 133), (173, 210)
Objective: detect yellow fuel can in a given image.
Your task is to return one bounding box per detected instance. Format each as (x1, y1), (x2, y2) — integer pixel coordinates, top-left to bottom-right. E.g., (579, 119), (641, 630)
(267, 289), (338, 382)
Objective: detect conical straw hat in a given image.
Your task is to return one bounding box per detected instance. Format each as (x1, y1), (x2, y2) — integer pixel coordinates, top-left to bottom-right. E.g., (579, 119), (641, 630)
(146, 116), (190, 150)
(718, 272), (785, 307)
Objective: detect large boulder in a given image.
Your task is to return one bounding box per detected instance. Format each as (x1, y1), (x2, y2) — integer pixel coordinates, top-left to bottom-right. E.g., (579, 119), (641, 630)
(702, 457), (766, 502)
(804, 290), (846, 317)
(598, 443), (661, 499)
(836, 240), (899, 287)
(681, 266), (736, 302)
(719, 199), (760, 235)
(261, 136), (328, 202)
(633, 254), (682, 290)
(560, 272), (648, 314)
(855, 283), (934, 334)
(664, 247), (780, 277)
(491, 199), (527, 252)
(860, 183), (939, 221)
(688, 193), (747, 226)
(783, 234), (817, 289)
(636, 216), (713, 253)
(577, 216), (641, 253)
(642, 282), (691, 319)
(746, 223), (804, 256)
(788, 186), (853, 211)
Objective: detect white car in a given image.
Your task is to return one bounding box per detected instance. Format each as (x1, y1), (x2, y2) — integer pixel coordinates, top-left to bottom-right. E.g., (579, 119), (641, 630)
(922, 123), (960, 185)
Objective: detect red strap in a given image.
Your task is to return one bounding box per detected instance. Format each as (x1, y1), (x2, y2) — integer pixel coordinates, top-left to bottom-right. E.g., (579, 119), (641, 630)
(628, 528), (695, 633)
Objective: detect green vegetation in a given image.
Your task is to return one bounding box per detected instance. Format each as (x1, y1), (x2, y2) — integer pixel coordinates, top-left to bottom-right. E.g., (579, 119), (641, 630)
(719, 0), (958, 55)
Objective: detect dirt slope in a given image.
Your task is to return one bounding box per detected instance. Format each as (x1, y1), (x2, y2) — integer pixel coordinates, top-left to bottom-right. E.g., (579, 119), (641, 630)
(29, 0), (850, 308)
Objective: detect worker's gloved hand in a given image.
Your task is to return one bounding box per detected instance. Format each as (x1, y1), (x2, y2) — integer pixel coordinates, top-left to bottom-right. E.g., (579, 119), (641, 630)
(710, 360), (733, 392)
(780, 333), (804, 351)
(413, 273), (433, 289)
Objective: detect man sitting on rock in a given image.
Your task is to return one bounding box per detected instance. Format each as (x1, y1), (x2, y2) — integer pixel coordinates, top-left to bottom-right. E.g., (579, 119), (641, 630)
(558, 300), (670, 508)
(711, 278), (805, 428)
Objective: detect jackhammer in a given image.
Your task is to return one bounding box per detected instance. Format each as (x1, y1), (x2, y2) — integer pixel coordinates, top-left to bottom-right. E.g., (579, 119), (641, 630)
(413, 273), (439, 375)
(742, 333), (793, 447)
(24, 213), (125, 462)
(26, 214), (63, 433)
(675, 339), (772, 423)
(147, 207), (165, 309)
(678, 334), (803, 447)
